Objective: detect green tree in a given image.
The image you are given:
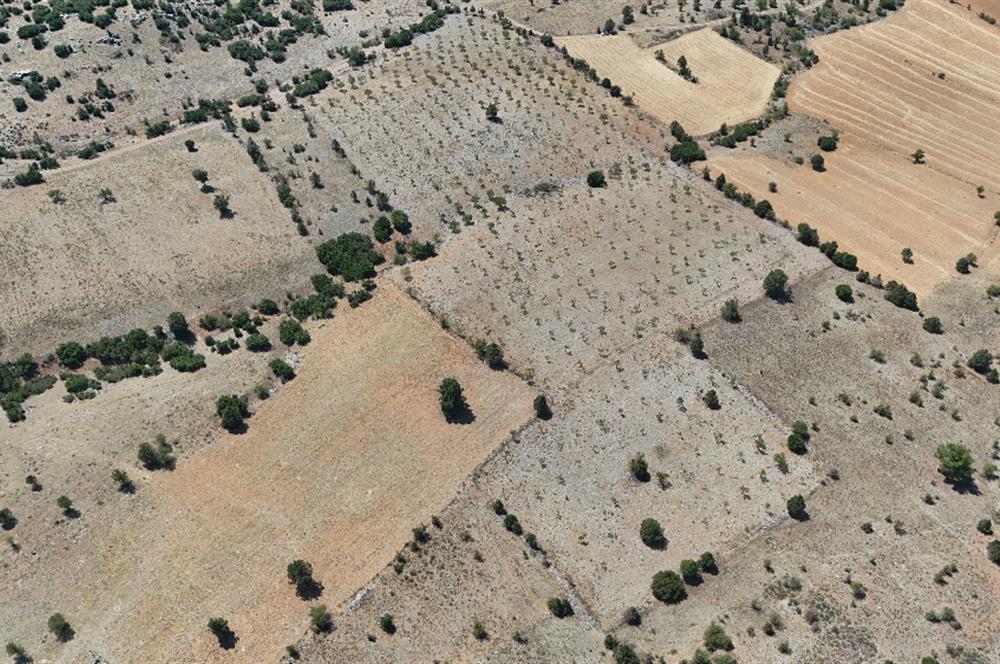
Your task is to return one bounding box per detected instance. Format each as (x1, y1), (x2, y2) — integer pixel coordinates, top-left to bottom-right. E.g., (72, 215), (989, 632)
(47, 613), (73, 641)
(629, 453), (650, 482)
(721, 298), (740, 323)
(112, 469), (134, 493)
(167, 312), (190, 340)
(270, 358), (295, 382)
(680, 559), (701, 584)
(935, 443), (974, 484)
(587, 170), (607, 188)
(703, 622), (733, 651)
(810, 154), (825, 171)
(56, 342), (86, 369)
(217, 395), (249, 432)
(786, 494), (806, 519)
(639, 517), (665, 548)
(546, 597), (573, 618)
(485, 102), (499, 123)
(835, 284), (853, 302)
(922, 317), (942, 334)
(968, 349), (993, 375)
(56, 495), (73, 515)
(207, 617), (235, 647)
(287, 559), (315, 596)
(988, 540), (1000, 566)
(310, 605), (333, 633)
(763, 269), (789, 300)
(533, 394), (552, 420)
(651, 570), (687, 603)
(438, 378), (468, 419)
(378, 613), (396, 634)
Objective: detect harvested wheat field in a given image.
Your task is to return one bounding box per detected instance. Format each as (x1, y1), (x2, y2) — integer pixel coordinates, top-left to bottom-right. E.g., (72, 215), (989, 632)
(707, 137), (997, 296)
(2, 284), (535, 663)
(0, 124), (315, 357)
(557, 28), (779, 135)
(789, 0), (1000, 190)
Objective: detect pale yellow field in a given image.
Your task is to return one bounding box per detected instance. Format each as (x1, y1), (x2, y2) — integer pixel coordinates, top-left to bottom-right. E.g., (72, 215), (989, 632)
(557, 28), (780, 135)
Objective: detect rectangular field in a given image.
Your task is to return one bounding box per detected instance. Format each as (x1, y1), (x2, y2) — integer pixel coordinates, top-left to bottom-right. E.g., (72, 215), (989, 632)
(557, 28), (779, 135)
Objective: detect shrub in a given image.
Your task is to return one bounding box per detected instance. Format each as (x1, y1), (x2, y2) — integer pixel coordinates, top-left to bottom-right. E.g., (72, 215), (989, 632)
(270, 358), (295, 382)
(278, 319), (311, 346)
(763, 269), (789, 300)
(373, 216), (393, 243)
(245, 333), (271, 352)
(47, 613), (73, 641)
(650, 570), (687, 603)
(639, 517), (665, 548)
(390, 210), (411, 234)
(137, 434), (175, 470)
(471, 619), (488, 640)
(257, 299), (279, 315)
(786, 494), (806, 519)
(968, 349), (993, 375)
(316, 232), (384, 281)
(503, 513), (522, 535)
(217, 395), (249, 432)
(817, 135), (838, 151)
(112, 469), (134, 492)
(56, 495), (73, 514)
(810, 154), (825, 171)
(208, 617), (234, 646)
(13, 97), (27, 112)
(720, 298), (740, 323)
(988, 540), (1000, 566)
(547, 597), (573, 618)
(884, 281), (918, 311)
(56, 342), (86, 369)
(787, 433), (807, 455)
(835, 284), (853, 302)
(935, 443), (974, 484)
(680, 559), (702, 584)
(533, 394), (552, 420)
(378, 613), (396, 634)
(702, 389), (720, 410)
(831, 251), (857, 271)
(796, 223), (820, 246)
(623, 606), (641, 626)
(922, 317), (943, 334)
(629, 453), (650, 482)
(670, 139), (706, 164)
(474, 341), (505, 369)
(287, 559), (314, 595)
(438, 378), (467, 419)
(703, 623), (733, 651)
(698, 551), (718, 574)
(977, 518), (993, 535)
(310, 605), (333, 633)
(586, 170), (606, 188)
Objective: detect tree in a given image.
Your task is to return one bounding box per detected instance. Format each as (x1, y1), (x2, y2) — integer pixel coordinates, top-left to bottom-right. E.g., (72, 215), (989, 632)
(901, 247), (913, 264)
(138, 434), (175, 470)
(651, 570), (687, 603)
(47, 613), (73, 641)
(912, 148), (925, 164)
(438, 378), (468, 420)
(390, 210), (411, 234)
(796, 223), (819, 246)
(287, 559), (315, 596)
(245, 333), (272, 352)
(316, 232), (384, 281)
(213, 194), (232, 218)
(485, 102), (499, 123)
(884, 280), (918, 311)
(922, 317), (942, 334)
(639, 517), (665, 548)
(587, 170), (607, 188)
(310, 605), (333, 633)
(786, 494), (806, 519)
(475, 341), (505, 369)
(988, 540), (1000, 566)
(533, 394), (552, 420)
(373, 216), (393, 243)
(968, 349), (993, 375)
(167, 312), (190, 340)
(5, 642), (27, 661)
(547, 597), (573, 618)
(680, 559), (701, 584)
(208, 617), (235, 647)
(98, 188), (115, 204)
(721, 298), (740, 323)
(835, 284), (853, 303)
(629, 453), (650, 482)
(702, 390), (720, 410)
(763, 269), (789, 300)
(817, 135), (838, 151)
(810, 154), (825, 172)
(378, 613), (396, 634)
(787, 433), (807, 454)
(471, 619), (488, 640)
(935, 443), (974, 484)
(698, 551), (718, 574)
(217, 394), (249, 432)
(56, 495), (73, 515)
(270, 358), (295, 382)
(192, 168), (209, 189)
(56, 341), (86, 369)
(112, 469), (134, 493)
(704, 623), (733, 651)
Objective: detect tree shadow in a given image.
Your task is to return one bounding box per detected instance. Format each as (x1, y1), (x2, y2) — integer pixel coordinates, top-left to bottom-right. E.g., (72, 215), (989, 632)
(64, 508), (81, 520)
(790, 510), (810, 522)
(1, 515), (17, 530)
(950, 478), (981, 496)
(647, 537), (668, 551)
(296, 579), (324, 600)
(445, 406), (476, 425)
(216, 630), (238, 650)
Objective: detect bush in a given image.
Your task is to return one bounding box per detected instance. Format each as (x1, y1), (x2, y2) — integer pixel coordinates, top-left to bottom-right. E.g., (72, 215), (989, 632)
(629, 453), (649, 482)
(797, 223), (820, 246)
(373, 216), (393, 243)
(208, 617), (234, 646)
(884, 281), (918, 311)
(547, 597), (573, 618)
(438, 377), (467, 419)
(378, 613), (396, 634)
(533, 394), (552, 420)
(278, 319), (311, 346)
(830, 251), (857, 271)
(316, 232), (384, 281)
(245, 333), (271, 352)
(835, 284), (853, 302)
(287, 559), (314, 594)
(703, 623), (733, 651)
(310, 605), (333, 633)
(639, 517), (665, 548)
(137, 434), (175, 470)
(270, 358), (295, 382)
(786, 494), (806, 519)
(810, 154), (825, 171)
(787, 433), (807, 455)
(650, 570), (687, 603)
(702, 389), (720, 410)
(257, 299), (279, 315)
(587, 170), (607, 188)
(471, 619), (487, 640)
(720, 298), (740, 322)
(922, 317), (943, 334)
(935, 443), (974, 484)
(763, 269), (789, 300)
(988, 540), (1000, 566)
(47, 613), (73, 641)
(817, 135), (838, 151)
(217, 395), (249, 432)
(698, 551), (718, 574)
(680, 559), (701, 584)
(968, 349), (993, 375)
(390, 210), (412, 234)
(503, 514), (522, 535)
(670, 139), (706, 164)
(474, 340), (505, 369)
(13, 97), (27, 112)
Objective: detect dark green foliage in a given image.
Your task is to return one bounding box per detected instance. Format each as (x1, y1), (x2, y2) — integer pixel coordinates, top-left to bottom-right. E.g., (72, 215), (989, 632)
(474, 340), (505, 369)
(533, 394), (552, 420)
(145, 121), (173, 139)
(817, 135), (838, 151)
(323, 0), (354, 10)
(137, 434), (175, 470)
(587, 170), (607, 188)
(13, 97), (27, 112)
(680, 559), (701, 584)
(257, 299), (280, 315)
(378, 613), (396, 634)
(721, 298), (740, 322)
(47, 613), (73, 641)
(310, 605), (333, 633)
(670, 139), (706, 164)
(270, 358), (295, 382)
(287, 559), (314, 595)
(922, 317), (943, 334)
(810, 154), (825, 171)
(786, 494), (806, 519)
(408, 241), (436, 261)
(835, 284), (853, 302)
(977, 519), (993, 535)
(787, 433), (807, 454)
(390, 209), (411, 234)
(830, 251), (858, 271)
(988, 540), (1000, 566)
(698, 551), (718, 574)
(936, 443), (974, 484)
(763, 269), (789, 300)
(703, 623), (733, 651)
(968, 349), (993, 375)
(112, 468), (134, 493)
(639, 517), (665, 548)
(373, 216), (393, 243)
(884, 280), (918, 311)
(316, 232), (384, 281)
(651, 570), (687, 603)
(547, 597), (573, 618)
(702, 389), (720, 410)
(753, 199), (774, 220)
(796, 223), (820, 246)
(56, 342), (87, 369)
(292, 69), (333, 97)
(438, 377), (467, 419)
(245, 333), (271, 352)
(629, 453), (649, 482)
(208, 617), (235, 646)
(167, 312), (191, 340)
(503, 513), (522, 535)
(14, 167), (44, 187)
(278, 319), (311, 346)
(217, 394), (250, 432)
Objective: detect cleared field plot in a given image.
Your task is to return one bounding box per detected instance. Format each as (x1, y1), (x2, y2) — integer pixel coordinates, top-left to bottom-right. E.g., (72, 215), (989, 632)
(707, 137), (998, 296)
(480, 0), (721, 37)
(788, 0), (1000, 191)
(0, 124), (313, 358)
(1, 284), (535, 663)
(557, 29), (780, 135)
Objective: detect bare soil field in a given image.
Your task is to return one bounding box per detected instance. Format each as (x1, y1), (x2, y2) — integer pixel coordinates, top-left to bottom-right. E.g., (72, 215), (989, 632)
(2, 283), (535, 663)
(707, 136), (998, 297)
(557, 29), (780, 136)
(0, 123), (314, 357)
(480, 0), (724, 37)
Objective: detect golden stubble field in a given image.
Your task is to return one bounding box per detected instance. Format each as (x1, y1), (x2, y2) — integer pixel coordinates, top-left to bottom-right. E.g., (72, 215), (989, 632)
(557, 28), (780, 135)
(2, 284), (536, 663)
(708, 0), (1000, 296)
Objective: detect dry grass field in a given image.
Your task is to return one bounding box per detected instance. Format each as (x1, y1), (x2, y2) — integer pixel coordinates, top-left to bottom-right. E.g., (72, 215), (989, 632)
(557, 29), (780, 135)
(2, 284), (535, 663)
(480, 0), (723, 37)
(0, 123), (314, 357)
